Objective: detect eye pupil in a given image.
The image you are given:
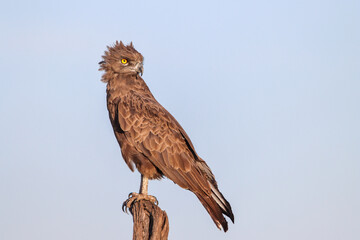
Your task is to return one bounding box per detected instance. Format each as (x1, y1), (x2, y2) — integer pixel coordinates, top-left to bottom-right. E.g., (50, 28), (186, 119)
(121, 59), (127, 64)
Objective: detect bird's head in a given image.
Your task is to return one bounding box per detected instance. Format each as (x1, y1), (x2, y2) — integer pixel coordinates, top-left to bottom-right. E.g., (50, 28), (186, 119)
(99, 41), (144, 82)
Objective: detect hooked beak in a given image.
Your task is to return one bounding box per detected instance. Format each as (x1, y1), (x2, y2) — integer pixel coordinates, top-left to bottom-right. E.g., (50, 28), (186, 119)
(135, 62), (144, 76)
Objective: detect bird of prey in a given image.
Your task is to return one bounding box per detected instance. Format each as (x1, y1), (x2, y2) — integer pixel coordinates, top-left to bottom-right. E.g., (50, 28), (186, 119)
(99, 41), (234, 231)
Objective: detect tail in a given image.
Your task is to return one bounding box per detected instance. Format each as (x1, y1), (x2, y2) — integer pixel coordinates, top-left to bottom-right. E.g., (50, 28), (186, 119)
(195, 183), (234, 232)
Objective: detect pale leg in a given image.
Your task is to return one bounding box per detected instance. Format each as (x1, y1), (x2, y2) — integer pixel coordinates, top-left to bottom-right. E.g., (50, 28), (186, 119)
(140, 174), (148, 195)
(122, 174), (158, 212)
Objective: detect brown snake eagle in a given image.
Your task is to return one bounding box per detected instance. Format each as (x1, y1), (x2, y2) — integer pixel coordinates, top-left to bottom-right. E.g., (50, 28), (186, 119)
(99, 41), (234, 231)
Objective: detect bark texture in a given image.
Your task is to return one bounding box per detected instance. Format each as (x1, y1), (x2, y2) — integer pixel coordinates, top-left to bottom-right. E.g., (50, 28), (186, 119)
(128, 200), (169, 240)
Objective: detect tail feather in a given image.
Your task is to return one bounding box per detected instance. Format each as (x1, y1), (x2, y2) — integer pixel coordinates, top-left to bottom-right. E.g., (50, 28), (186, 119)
(193, 159), (234, 231)
(195, 184), (234, 232)
(210, 184), (234, 222)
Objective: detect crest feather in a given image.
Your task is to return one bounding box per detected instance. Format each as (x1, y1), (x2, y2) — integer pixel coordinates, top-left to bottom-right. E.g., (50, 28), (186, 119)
(99, 41), (144, 83)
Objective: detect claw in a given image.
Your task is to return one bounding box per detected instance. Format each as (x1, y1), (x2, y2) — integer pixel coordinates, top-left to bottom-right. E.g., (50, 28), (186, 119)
(122, 192), (159, 213)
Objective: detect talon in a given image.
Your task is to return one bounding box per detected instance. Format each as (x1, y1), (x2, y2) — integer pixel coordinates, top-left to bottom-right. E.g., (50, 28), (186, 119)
(122, 192), (159, 212)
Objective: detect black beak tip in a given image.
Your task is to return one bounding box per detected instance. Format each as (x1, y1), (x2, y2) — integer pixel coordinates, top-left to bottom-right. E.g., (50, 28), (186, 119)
(98, 61), (105, 65)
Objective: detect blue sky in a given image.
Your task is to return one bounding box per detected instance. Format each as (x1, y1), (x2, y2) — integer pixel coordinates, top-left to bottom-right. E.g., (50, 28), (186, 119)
(1, 0), (359, 239)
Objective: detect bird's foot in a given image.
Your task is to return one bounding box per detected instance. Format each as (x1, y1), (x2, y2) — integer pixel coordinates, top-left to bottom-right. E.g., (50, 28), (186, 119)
(122, 192), (158, 212)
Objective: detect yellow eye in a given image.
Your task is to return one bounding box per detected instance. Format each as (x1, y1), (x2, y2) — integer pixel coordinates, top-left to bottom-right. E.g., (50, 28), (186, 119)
(121, 59), (128, 64)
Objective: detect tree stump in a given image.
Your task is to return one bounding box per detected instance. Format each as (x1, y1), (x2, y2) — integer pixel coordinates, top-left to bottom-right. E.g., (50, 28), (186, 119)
(127, 199), (169, 240)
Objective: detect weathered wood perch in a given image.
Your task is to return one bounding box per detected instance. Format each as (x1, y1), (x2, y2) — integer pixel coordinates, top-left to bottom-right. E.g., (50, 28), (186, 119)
(126, 199), (169, 240)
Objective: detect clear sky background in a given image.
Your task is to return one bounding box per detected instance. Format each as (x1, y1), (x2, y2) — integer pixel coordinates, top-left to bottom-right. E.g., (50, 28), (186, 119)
(1, 0), (359, 239)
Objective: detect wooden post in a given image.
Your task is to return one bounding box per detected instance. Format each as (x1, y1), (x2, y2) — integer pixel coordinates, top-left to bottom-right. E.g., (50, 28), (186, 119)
(126, 199), (169, 240)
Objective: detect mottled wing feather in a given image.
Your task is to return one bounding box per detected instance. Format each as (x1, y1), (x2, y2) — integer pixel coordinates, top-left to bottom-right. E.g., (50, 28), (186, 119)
(117, 93), (211, 194)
